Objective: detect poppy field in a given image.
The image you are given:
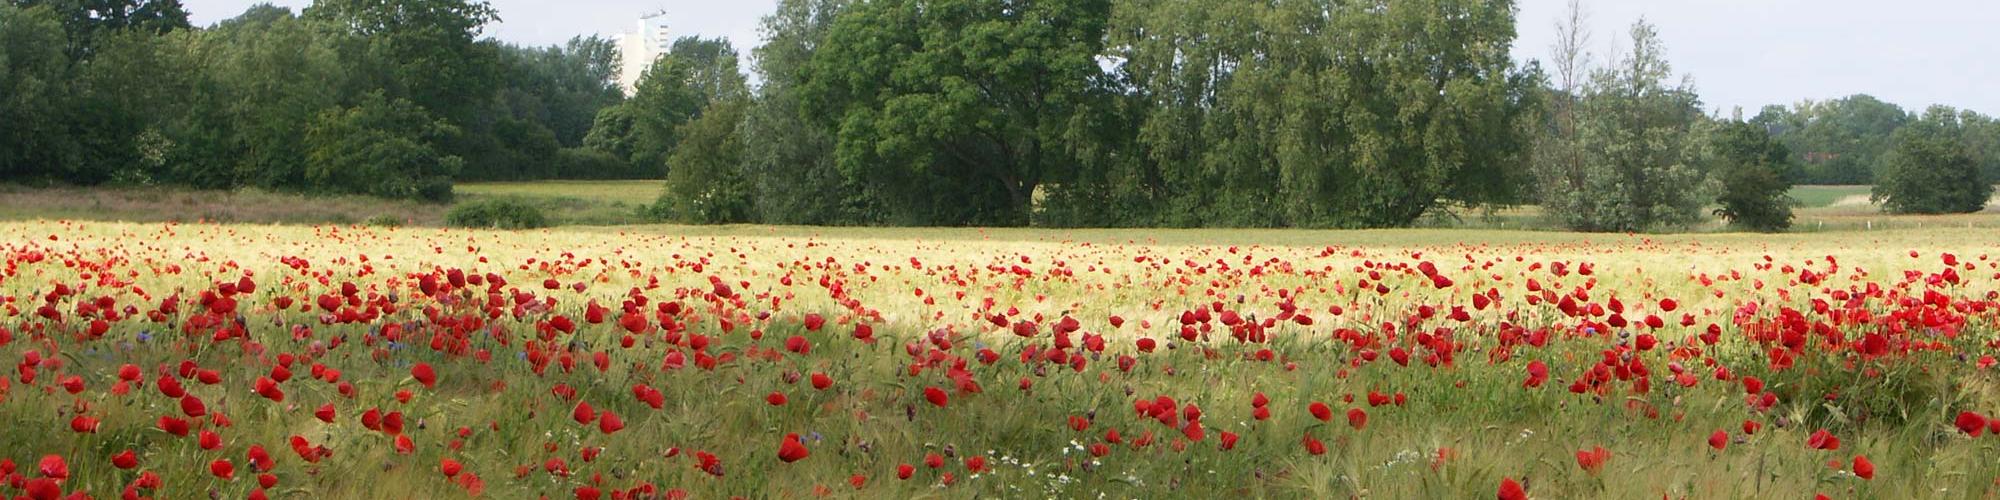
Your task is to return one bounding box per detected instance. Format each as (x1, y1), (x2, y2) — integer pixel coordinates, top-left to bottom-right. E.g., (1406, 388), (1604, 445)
(2, 220), (2000, 499)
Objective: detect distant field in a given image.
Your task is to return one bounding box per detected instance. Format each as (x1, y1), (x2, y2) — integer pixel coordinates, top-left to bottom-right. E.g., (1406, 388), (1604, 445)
(1789, 185), (1872, 208)
(0, 184), (449, 225)
(454, 180), (660, 226)
(454, 180), (660, 207)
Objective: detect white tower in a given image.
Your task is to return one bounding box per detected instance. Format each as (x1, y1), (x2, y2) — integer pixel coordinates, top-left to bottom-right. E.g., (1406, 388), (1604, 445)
(618, 12), (672, 96)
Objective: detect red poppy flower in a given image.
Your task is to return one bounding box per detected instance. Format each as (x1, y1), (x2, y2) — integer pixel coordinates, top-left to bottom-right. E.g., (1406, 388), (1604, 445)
(1807, 429), (1840, 450)
(412, 363), (437, 389)
(778, 433), (810, 463)
(1956, 411), (1988, 436)
(598, 412), (625, 435)
(1575, 446), (1610, 474)
(1498, 477), (1527, 500)
(211, 459), (235, 480)
(37, 455), (68, 480)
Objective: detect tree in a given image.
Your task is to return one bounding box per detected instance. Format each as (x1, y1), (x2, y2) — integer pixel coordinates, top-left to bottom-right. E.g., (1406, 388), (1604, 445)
(1759, 95), (1908, 184)
(1710, 120), (1794, 231)
(304, 0), (500, 127)
(303, 91), (462, 201)
(1094, 0), (1539, 228)
(205, 5), (347, 191)
(488, 36), (623, 149)
(740, 0), (864, 225)
(583, 38), (739, 177)
(0, 3), (79, 181)
(655, 95), (752, 223)
(803, 0), (1117, 226)
(1872, 106), (1992, 214)
(1535, 19), (1715, 232)
(1960, 110), (2000, 185)
(10, 0), (190, 59)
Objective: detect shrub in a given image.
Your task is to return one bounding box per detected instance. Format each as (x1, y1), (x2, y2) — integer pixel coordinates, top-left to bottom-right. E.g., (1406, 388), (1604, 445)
(445, 199), (548, 229)
(363, 214), (404, 228)
(554, 148), (639, 180)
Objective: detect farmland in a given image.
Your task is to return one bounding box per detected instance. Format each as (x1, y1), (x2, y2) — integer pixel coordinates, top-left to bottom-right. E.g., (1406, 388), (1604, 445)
(1, 219), (1998, 499)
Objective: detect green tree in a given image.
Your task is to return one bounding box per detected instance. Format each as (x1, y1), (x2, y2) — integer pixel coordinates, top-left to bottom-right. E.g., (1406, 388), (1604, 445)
(655, 96), (752, 223)
(204, 5), (347, 191)
(1710, 120), (1794, 231)
(583, 38), (738, 177)
(741, 0), (864, 225)
(1757, 95), (1908, 184)
(1872, 106), (1992, 214)
(488, 36), (623, 149)
(303, 91), (462, 201)
(0, 3), (79, 181)
(804, 0), (1117, 226)
(1097, 0), (1539, 228)
(1535, 19), (1715, 232)
(1961, 110), (2000, 185)
(69, 28), (207, 185)
(304, 0), (500, 127)
(10, 0), (190, 59)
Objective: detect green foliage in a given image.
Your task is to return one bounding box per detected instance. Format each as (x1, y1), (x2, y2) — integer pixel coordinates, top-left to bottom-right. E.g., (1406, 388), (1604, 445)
(0, 3), (79, 180)
(1064, 0), (1541, 228)
(443, 198), (548, 229)
(1710, 121), (1796, 231)
(491, 36), (624, 148)
(363, 214), (405, 227)
(1753, 95), (1909, 184)
(1872, 106), (1993, 214)
(303, 92), (462, 202)
(304, 0), (500, 126)
(204, 6), (348, 192)
(12, 0), (190, 59)
(655, 96), (752, 223)
(583, 39), (740, 179)
(803, 0), (1117, 226)
(552, 148), (645, 180)
(740, 0), (864, 225)
(1534, 20), (1715, 232)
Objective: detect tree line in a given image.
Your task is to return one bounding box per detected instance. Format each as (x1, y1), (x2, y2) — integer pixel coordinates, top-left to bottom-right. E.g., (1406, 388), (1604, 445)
(3, 0), (1994, 230)
(1, 0), (639, 203)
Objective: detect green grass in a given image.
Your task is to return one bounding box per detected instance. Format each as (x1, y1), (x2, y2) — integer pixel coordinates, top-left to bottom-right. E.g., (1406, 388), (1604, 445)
(454, 180), (660, 226)
(453, 180), (661, 207)
(1788, 185), (1872, 208)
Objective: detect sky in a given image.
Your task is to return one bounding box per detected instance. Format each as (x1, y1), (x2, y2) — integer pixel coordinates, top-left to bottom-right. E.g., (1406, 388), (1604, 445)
(183, 0), (2000, 115)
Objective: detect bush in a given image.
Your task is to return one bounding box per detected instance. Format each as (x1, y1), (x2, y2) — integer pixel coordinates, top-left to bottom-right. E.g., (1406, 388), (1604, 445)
(363, 214), (404, 228)
(445, 199), (548, 229)
(555, 148), (642, 180)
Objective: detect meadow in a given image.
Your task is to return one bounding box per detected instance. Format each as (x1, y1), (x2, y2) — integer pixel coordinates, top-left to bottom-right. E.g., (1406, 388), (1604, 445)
(1, 218), (1998, 499)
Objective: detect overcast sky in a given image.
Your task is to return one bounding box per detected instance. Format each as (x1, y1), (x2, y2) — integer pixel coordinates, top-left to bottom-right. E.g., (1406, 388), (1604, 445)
(183, 0), (2000, 115)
